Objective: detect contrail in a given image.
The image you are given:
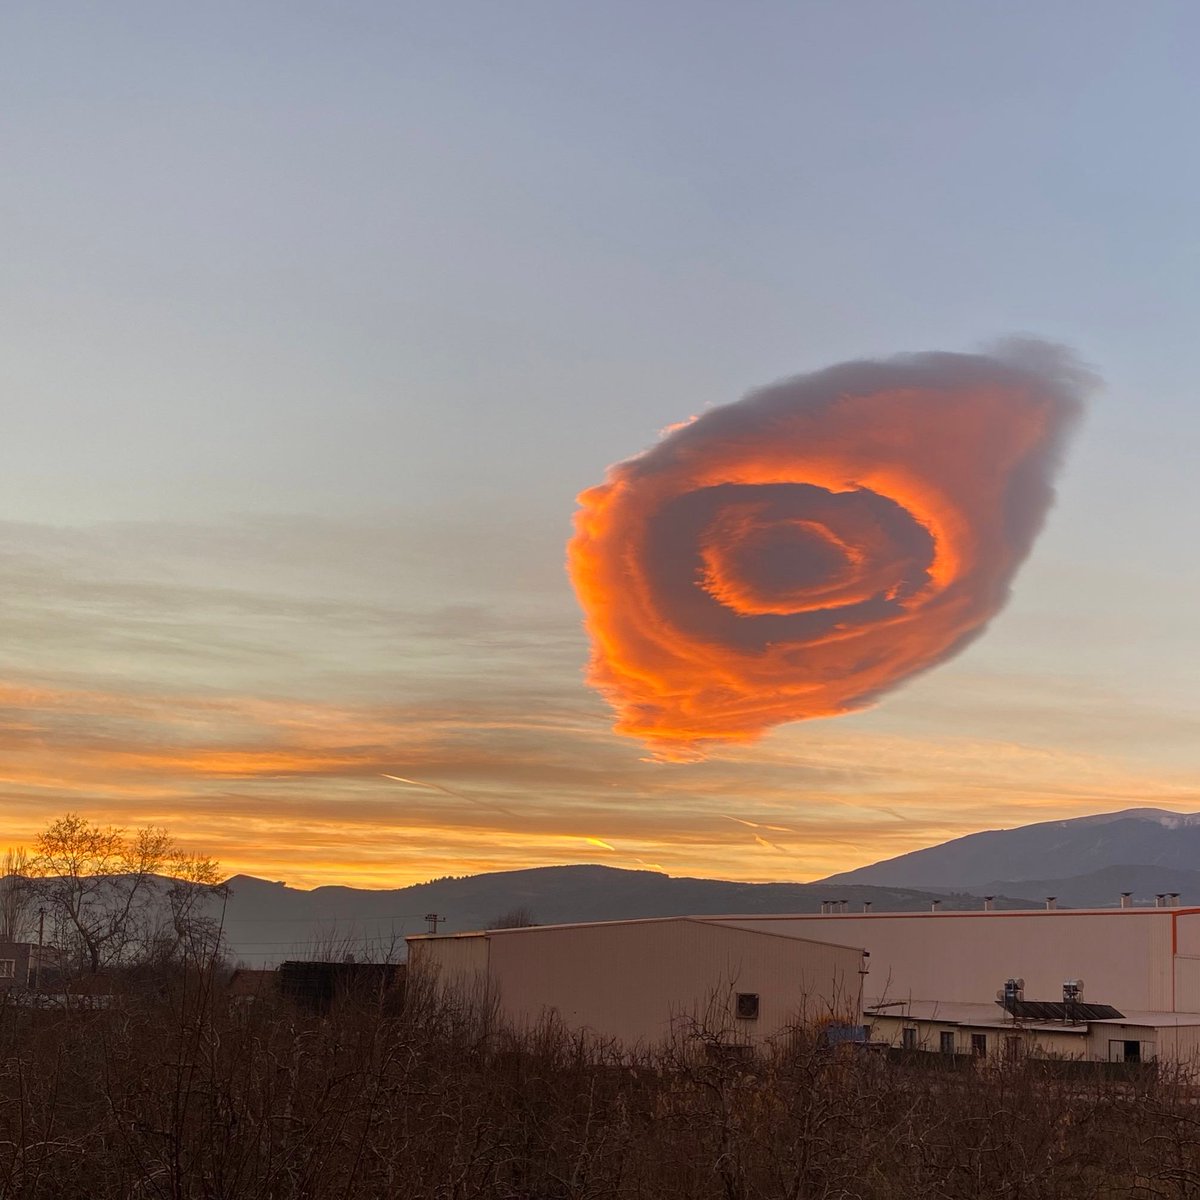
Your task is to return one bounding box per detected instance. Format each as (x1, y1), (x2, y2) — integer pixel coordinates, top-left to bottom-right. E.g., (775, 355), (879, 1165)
(379, 774), (519, 819)
(753, 833), (788, 853)
(721, 814), (796, 834)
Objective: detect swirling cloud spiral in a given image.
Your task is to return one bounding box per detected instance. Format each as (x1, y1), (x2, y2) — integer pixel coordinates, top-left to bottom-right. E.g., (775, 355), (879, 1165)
(567, 341), (1090, 757)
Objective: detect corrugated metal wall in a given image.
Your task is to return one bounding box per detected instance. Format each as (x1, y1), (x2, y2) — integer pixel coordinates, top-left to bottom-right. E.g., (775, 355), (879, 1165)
(408, 932), (489, 988)
(1174, 957), (1200, 1013)
(416, 918), (862, 1049)
(712, 912), (1176, 1012)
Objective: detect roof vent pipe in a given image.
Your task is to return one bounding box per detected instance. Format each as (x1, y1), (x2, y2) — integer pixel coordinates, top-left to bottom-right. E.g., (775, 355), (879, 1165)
(1045, 896), (1057, 911)
(862, 900), (872, 913)
(1156, 894), (1166, 908)
(930, 899), (941, 912)
(983, 896), (995, 911)
(1120, 892), (1132, 908)
(1171, 893), (1181, 905)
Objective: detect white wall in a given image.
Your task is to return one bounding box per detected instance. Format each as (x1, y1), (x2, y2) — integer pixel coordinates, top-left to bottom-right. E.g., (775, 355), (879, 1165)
(411, 918), (863, 1049)
(711, 912), (1176, 1011)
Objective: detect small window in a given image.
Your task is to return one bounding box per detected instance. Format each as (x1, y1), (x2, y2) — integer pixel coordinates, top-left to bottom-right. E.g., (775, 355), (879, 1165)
(0, 960), (14, 979)
(939, 1030), (955, 1054)
(901, 1026), (917, 1050)
(971, 1033), (987, 1057)
(735, 992), (759, 1020)
(1123, 1039), (1141, 1064)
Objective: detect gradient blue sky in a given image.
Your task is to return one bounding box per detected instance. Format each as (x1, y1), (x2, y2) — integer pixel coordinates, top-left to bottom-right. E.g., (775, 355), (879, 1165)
(2, 2), (1198, 886)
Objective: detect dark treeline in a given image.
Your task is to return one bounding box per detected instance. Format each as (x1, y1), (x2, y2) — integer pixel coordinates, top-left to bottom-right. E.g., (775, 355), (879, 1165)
(0, 972), (1196, 1200)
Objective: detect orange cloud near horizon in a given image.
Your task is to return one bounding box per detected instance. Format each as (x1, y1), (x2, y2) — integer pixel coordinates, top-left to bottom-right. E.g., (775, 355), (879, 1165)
(8, 657), (1197, 891)
(568, 343), (1090, 757)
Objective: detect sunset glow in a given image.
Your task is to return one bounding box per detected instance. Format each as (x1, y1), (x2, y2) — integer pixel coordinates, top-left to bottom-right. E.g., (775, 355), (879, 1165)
(568, 348), (1087, 757)
(4, 5), (1199, 901)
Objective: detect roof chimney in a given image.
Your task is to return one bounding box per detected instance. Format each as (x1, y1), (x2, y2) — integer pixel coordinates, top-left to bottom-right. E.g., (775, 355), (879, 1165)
(1120, 892), (1133, 908)
(1045, 896), (1057, 911)
(983, 896), (995, 911)
(930, 899), (941, 912)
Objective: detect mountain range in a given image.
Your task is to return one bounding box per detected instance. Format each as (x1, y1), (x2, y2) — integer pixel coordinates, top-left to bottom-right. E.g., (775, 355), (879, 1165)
(218, 868), (1025, 966)
(211, 807), (1200, 964)
(820, 807), (1200, 903)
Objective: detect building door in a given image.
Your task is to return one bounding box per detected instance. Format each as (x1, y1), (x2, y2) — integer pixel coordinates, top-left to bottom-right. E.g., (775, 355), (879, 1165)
(1109, 1039), (1143, 1063)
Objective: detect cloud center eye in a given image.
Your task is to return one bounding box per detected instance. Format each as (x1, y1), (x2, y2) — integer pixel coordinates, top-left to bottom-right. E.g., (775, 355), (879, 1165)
(700, 517), (860, 614)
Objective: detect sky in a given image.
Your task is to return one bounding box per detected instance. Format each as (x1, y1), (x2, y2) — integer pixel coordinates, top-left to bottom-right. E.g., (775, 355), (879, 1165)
(2, 2), (1200, 888)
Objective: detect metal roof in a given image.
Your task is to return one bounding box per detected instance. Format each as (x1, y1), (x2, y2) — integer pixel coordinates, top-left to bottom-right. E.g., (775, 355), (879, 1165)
(867, 999), (1200, 1029)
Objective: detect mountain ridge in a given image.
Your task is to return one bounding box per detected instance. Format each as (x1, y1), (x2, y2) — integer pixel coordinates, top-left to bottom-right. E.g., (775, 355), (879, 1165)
(214, 864), (1036, 965)
(821, 807), (1200, 892)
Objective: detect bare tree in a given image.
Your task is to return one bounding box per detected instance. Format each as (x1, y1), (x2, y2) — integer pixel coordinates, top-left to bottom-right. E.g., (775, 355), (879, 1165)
(0, 847), (31, 942)
(29, 813), (192, 973)
(485, 906), (538, 929)
(159, 850), (229, 967)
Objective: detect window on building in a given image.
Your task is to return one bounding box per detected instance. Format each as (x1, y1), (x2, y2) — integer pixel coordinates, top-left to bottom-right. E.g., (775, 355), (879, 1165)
(1123, 1039), (1141, 1064)
(970, 1033), (987, 1057)
(0, 960), (14, 979)
(939, 1030), (955, 1054)
(901, 1026), (918, 1050)
(735, 993), (759, 1020)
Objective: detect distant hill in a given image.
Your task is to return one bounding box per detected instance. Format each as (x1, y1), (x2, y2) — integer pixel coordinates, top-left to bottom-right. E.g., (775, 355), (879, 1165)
(218, 866), (1036, 966)
(821, 807), (1200, 902)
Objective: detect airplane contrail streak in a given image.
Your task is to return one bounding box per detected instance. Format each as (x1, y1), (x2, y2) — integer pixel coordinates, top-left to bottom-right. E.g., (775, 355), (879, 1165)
(721, 814), (796, 834)
(380, 774), (520, 819)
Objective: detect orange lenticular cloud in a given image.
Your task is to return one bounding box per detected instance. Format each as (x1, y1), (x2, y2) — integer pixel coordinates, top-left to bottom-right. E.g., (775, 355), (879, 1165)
(567, 340), (1092, 757)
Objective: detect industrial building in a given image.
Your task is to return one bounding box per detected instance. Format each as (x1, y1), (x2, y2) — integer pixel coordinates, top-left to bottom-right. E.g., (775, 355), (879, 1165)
(705, 906), (1200, 1065)
(0, 941), (58, 992)
(409, 904), (1200, 1067)
(407, 916), (864, 1049)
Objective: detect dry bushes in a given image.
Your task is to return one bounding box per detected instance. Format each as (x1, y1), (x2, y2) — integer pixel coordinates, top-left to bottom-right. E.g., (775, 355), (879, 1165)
(0, 976), (1193, 1199)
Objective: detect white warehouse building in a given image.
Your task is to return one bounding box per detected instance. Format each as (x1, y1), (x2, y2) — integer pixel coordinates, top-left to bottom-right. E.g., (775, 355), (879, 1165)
(409, 905), (1200, 1066)
(707, 906), (1200, 1065)
(407, 916), (864, 1049)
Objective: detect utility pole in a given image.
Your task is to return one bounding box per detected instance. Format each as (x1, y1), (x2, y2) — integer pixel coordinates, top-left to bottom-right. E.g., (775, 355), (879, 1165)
(33, 906), (44, 993)
(425, 913), (444, 935)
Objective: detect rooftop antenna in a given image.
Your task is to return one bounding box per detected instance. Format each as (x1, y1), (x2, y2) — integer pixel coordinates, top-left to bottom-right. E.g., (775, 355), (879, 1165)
(425, 913), (445, 934)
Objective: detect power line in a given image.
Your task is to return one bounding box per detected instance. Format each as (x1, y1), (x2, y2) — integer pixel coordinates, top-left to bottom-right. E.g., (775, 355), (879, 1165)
(221, 913), (430, 923)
